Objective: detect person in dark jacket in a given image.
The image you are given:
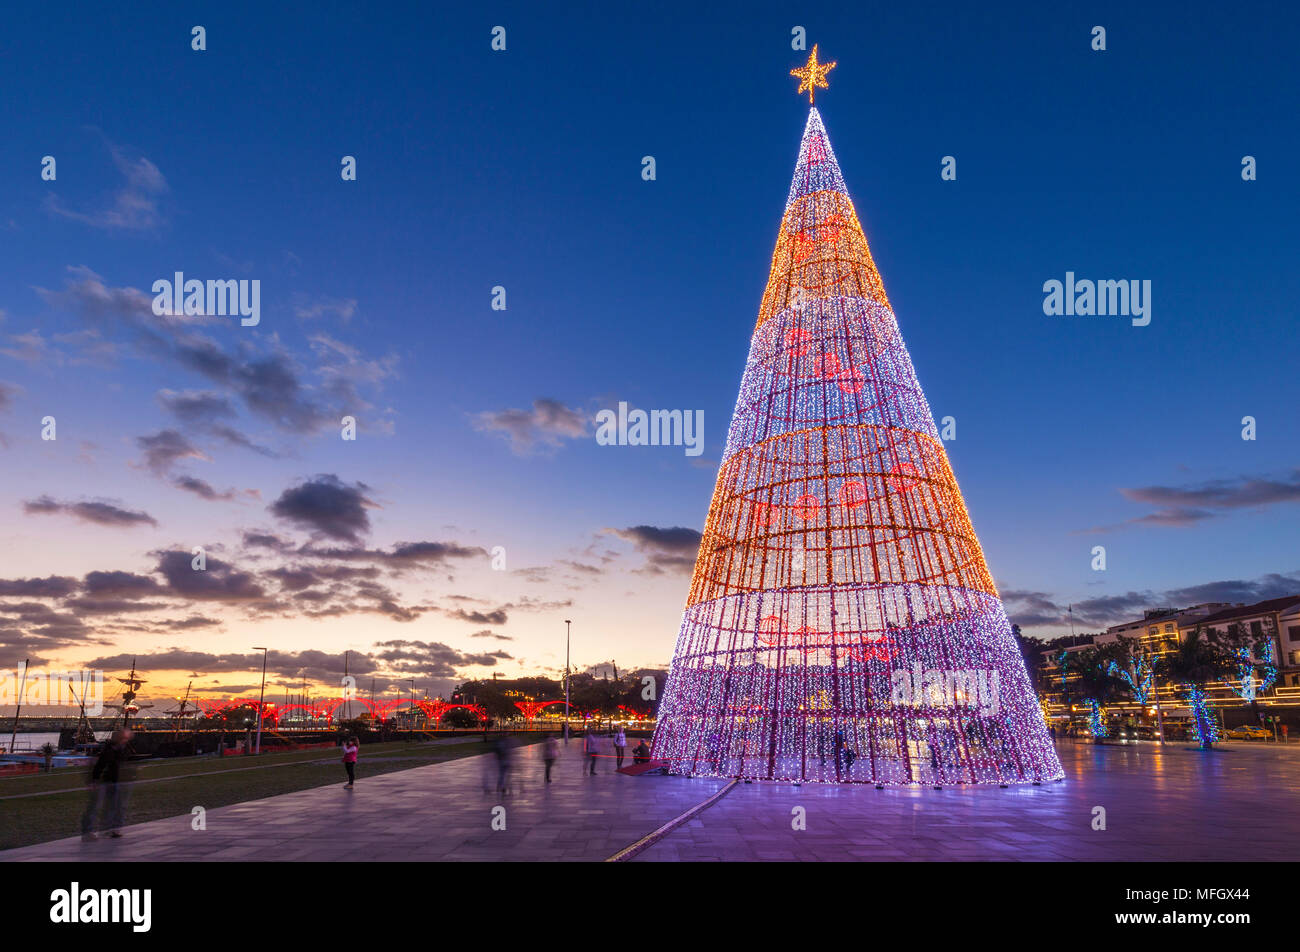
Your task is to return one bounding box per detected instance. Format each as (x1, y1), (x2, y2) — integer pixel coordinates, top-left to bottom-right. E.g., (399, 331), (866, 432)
(82, 728), (133, 840)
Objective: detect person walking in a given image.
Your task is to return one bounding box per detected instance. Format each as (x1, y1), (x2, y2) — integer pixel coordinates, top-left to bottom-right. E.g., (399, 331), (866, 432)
(543, 734), (559, 782)
(342, 735), (359, 788)
(584, 728), (600, 775)
(613, 727), (627, 769)
(493, 734), (513, 793)
(82, 728), (133, 840)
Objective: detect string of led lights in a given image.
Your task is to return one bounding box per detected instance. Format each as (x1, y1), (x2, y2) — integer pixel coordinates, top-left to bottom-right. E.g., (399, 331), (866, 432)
(650, 53), (1063, 786)
(1229, 646), (1277, 703)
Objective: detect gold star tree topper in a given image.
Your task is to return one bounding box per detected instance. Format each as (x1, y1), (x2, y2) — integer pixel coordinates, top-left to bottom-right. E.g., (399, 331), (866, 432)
(791, 45), (836, 103)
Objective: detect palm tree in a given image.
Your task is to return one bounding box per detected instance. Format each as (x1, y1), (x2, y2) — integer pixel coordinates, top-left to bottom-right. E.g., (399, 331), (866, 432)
(1156, 626), (1233, 749)
(1066, 645), (1128, 740)
(1219, 619), (1278, 727)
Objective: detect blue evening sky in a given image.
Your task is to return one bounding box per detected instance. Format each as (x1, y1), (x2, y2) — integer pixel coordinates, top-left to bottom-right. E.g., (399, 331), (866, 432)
(0, 1), (1296, 699)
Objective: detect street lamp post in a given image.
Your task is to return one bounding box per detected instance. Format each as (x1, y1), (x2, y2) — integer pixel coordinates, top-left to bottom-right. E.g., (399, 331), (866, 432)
(252, 647), (268, 754)
(564, 619), (571, 745)
(406, 679), (415, 742)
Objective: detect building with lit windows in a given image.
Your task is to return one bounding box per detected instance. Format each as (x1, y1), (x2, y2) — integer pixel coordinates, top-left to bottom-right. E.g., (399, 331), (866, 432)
(1036, 598), (1300, 738)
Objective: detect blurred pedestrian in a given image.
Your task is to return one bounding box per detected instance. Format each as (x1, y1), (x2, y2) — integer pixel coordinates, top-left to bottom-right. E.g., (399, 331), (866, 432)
(584, 729), (600, 775)
(493, 734), (513, 792)
(543, 734), (559, 782)
(342, 735), (359, 788)
(613, 727), (627, 769)
(82, 728), (133, 840)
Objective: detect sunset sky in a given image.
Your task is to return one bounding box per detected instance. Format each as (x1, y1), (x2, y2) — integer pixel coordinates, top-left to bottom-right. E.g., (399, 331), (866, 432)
(1, 2), (1297, 709)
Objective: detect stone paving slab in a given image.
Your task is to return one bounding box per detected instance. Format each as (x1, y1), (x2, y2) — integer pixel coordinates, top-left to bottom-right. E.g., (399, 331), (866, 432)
(0, 741), (725, 862)
(4, 739), (1297, 861)
(632, 740), (1300, 861)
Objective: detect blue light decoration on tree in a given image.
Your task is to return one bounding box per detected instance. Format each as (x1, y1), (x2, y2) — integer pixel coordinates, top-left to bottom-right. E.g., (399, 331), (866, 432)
(649, 52), (1064, 786)
(1086, 700), (1105, 739)
(1228, 646), (1277, 703)
(1107, 655), (1154, 706)
(1186, 684), (1219, 747)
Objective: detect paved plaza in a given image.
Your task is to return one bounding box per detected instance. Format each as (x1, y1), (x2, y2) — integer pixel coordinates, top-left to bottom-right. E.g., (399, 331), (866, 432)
(3, 739), (1296, 861)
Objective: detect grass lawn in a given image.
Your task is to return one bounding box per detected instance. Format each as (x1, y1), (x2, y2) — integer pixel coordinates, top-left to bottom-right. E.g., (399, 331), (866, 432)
(0, 736), (539, 851)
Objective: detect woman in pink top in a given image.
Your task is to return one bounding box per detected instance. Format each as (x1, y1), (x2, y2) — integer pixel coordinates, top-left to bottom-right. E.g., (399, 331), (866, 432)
(342, 736), (359, 788)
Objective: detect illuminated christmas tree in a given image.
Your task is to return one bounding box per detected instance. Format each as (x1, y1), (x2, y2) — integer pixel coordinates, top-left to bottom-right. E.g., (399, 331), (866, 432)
(651, 50), (1063, 785)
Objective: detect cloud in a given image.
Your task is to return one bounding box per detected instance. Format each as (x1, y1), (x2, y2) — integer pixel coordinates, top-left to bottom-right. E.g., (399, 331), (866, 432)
(0, 330), (51, 364)
(269, 474), (377, 543)
(0, 576), (79, 598)
(241, 531), (294, 552)
(46, 142), (168, 230)
(23, 495), (158, 528)
(1086, 470), (1300, 533)
(604, 524), (701, 574)
(82, 570), (163, 598)
(371, 639), (512, 677)
(38, 268), (380, 435)
(172, 475), (240, 502)
(154, 550), (266, 601)
(0, 380), (21, 411)
(156, 389), (236, 424)
(446, 608), (509, 625)
(296, 297), (358, 322)
(472, 398), (587, 454)
(136, 429), (209, 475)
(1004, 569), (1300, 632)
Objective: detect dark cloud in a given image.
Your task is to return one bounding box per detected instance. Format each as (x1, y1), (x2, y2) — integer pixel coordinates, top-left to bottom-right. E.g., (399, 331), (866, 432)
(37, 269), (378, 436)
(152, 615), (223, 631)
(472, 398), (587, 454)
(155, 391), (279, 460)
(295, 540), (486, 569)
(241, 531), (294, 552)
(82, 570), (163, 598)
(371, 639), (512, 677)
(172, 475), (237, 501)
(1087, 470), (1300, 533)
(136, 429), (207, 474)
(0, 576), (78, 598)
(84, 647), (373, 684)
(387, 541), (485, 564)
(468, 629), (514, 641)
(1162, 572), (1300, 606)
(0, 380), (20, 411)
(605, 524), (701, 574)
(154, 550), (266, 601)
(62, 598), (171, 615)
(269, 475), (375, 543)
(155, 389), (236, 424)
(1002, 569), (1300, 632)
(447, 608), (509, 625)
(23, 495), (158, 528)
(208, 424), (278, 458)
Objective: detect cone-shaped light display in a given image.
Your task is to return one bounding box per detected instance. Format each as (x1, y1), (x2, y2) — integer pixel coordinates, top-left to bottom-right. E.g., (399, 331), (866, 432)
(651, 107), (1064, 785)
